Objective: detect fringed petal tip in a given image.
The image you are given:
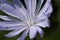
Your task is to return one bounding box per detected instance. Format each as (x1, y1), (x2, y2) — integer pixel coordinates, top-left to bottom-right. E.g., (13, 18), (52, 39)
(17, 29), (29, 40)
(0, 15), (12, 21)
(29, 26), (37, 39)
(5, 34), (12, 38)
(36, 26), (44, 38)
(40, 31), (44, 38)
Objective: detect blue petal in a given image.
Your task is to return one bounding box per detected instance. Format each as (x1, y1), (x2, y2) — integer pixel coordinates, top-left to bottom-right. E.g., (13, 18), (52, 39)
(5, 27), (27, 37)
(0, 15), (21, 21)
(36, 12), (47, 22)
(29, 26), (37, 39)
(0, 0), (15, 8)
(17, 29), (29, 40)
(0, 15), (12, 21)
(0, 21), (24, 27)
(0, 0), (6, 4)
(0, 25), (25, 30)
(12, 0), (22, 7)
(36, 0), (51, 22)
(24, 0), (37, 20)
(36, 26), (44, 37)
(0, 26), (20, 30)
(36, 0), (52, 28)
(25, 0), (36, 12)
(36, 19), (50, 28)
(35, 0), (44, 14)
(38, 0), (51, 19)
(0, 1), (26, 20)
(45, 3), (53, 17)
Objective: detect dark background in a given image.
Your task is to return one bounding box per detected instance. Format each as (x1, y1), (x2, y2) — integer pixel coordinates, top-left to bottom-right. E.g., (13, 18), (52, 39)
(0, 0), (60, 40)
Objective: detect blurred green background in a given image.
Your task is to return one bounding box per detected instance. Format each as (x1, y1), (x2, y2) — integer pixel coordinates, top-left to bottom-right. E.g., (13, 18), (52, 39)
(0, 0), (60, 40)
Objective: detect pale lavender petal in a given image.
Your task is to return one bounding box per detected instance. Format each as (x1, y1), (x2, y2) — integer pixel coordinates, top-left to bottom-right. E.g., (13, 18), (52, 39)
(0, 15), (12, 21)
(25, 0), (36, 12)
(0, 27), (16, 30)
(37, 0), (51, 18)
(0, 21), (24, 27)
(0, 26), (23, 30)
(12, 0), (27, 17)
(17, 29), (29, 40)
(0, 0), (4, 4)
(12, 0), (22, 7)
(5, 27), (27, 37)
(36, 12), (47, 22)
(0, 15), (21, 21)
(0, 3), (18, 18)
(15, 5), (28, 20)
(29, 26), (37, 39)
(12, 0), (26, 11)
(36, 3), (49, 24)
(0, 0), (8, 4)
(36, 19), (50, 28)
(36, 26), (44, 37)
(0, 1), (26, 20)
(0, 0), (15, 9)
(35, 0), (44, 14)
(24, 0), (37, 19)
(45, 3), (53, 17)
(36, 0), (52, 28)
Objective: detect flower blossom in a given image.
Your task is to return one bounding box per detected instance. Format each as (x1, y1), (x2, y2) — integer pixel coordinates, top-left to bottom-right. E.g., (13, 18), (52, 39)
(0, 0), (53, 40)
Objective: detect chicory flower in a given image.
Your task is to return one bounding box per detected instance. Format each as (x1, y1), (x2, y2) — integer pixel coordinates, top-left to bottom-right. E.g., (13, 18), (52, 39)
(0, 0), (53, 40)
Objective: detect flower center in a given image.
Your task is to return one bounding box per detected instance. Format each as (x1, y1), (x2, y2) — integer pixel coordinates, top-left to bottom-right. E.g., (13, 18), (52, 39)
(26, 19), (35, 27)
(25, 11), (35, 27)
